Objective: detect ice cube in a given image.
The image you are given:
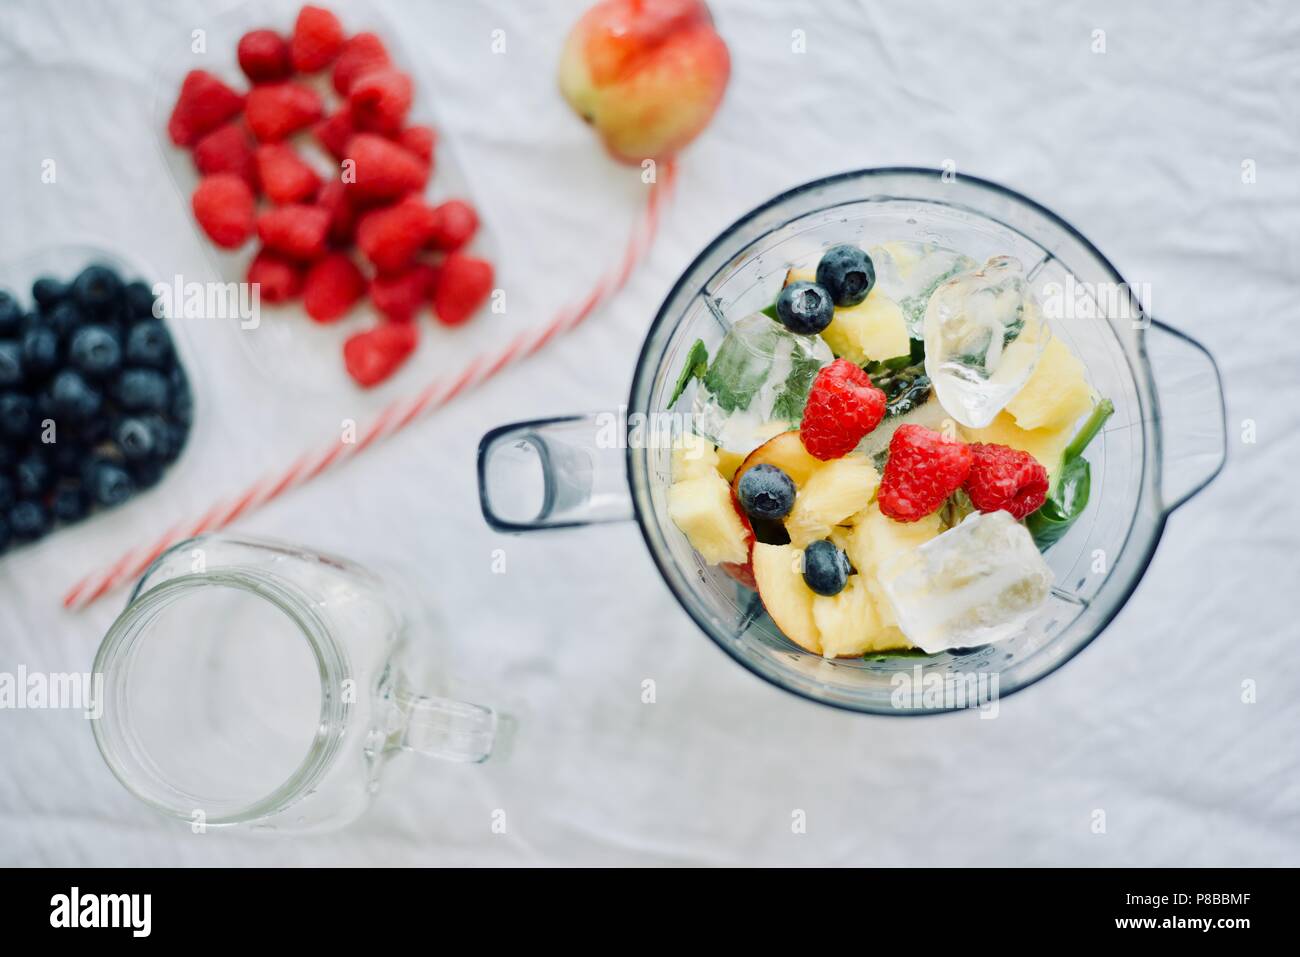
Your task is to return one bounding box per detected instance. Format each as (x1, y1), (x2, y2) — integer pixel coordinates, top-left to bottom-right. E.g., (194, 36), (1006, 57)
(692, 313), (833, 454)
(923, 255), (1048, 429)
(868, 241), (977, 339)
(876, 510), (1052, 653)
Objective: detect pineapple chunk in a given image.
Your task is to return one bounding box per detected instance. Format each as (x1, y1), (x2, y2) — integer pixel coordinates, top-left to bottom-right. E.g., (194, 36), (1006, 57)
(785, 455), (880, 548)
(1005, 336), (1093, 432)
(671, 432), (721, 482)
(844, 503), (944, 573)
(812, 575), (880, 658)
(668, 473), (750, 565)
(844, 503), (944, 626)
(960, 411), (1074, 485)
(783, 267), (816, 286)
(752, 543), (821, 654)
(715, 447), (746, 482)
(820, 291), (910, 365)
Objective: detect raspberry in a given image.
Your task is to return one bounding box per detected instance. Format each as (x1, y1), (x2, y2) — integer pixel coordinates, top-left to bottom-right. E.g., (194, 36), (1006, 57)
(343, 322), (419, 388)
(332, 32), (390, 95)
(343, 133), (428, 201)
(356, 197), (436, 273)
(878, 424), (973, 523)
(237, 29), (292, 83)
(964, 443), (1050, 520)
(397, 125), (436, 164)
(313, 106), (355, 160)
(316, 177), (357, 246)
(247, 248), (305, 303)
(370, 264), (438, 322)
(799, 358), (886, 460)
(191, 174), (255, 249)
(192, 122), (258, 190)
(167, 70), (245, 147)
(256, 204), (330, 260)
(245, 82), (324, 142)
(348, 68), (412, 135)
(291, 5), (345, 73)
(255, 143), (322, 204)
(303, 253), (366, 323)
(428, 199), (479, 252)
(433, 254), (493, 327)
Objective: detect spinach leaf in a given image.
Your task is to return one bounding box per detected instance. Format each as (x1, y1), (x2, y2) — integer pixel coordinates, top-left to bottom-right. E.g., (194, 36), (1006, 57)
(701, 324), (777, 413)
(668, 339), (709, 407)
(1026, 398), (1115, 548)
(770, 347), (823, 422)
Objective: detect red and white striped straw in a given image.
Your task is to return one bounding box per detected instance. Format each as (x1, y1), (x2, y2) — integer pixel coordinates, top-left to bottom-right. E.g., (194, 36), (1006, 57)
(63, 160), (677, 611)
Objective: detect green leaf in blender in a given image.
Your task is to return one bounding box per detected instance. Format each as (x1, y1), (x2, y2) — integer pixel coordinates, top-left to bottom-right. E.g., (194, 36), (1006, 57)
(865, 343), (932, 418)
(668, 339), (709, 407)
(1026, 397), (1115, 548)
(898, 258), (972, 333)
(863, 647), (934, 661)
(701, 322), (778, 414)
(770, 346), (823, 422)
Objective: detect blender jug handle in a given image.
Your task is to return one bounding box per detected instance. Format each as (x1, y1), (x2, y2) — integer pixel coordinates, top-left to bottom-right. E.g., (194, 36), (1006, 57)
(1146, 320), (1227, 512)
(391, 684), (497, 764)
(477, 414), (634, 531)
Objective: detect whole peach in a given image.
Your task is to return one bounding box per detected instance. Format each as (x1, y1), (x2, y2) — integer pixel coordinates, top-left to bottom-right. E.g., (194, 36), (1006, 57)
(559, 0), (730, 163)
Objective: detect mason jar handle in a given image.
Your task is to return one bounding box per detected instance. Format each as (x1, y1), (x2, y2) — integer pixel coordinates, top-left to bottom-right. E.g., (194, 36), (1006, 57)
(477, 414), (634, 531)
(1146, 319), (1227, 512)
(391, 684), (497, 764)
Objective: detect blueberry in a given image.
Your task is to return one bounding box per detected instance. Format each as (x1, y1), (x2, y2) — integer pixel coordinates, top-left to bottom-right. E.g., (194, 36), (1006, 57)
(51, 441), (86, 477)
(50, 369), (103, 422)
(802, 538), (852, 596)
(71, 414), (109, 445)
(21, 326), (59, 377)
(115, 417), (158, 461)
(114, 368), (169, 412)
(71, 264), (124, 316)
(15, 451), (52, 498)
(0, 291), (21, 336)
(129, 459), (165, 491)
(170, 373), (194, 429)
(737, 463), (797, 520)
(89, 460), (135, 508)
(42, 300), (85, 339)
(816, 244), (875, 308)
(0, 474), (14, 511)
(0, 340), (23, 388)
(124, 320), (172, 368)
(775, 281), (835, 335)
(69, 325), (122, 379)
(123, 280), (158, 321)
(51, 484), (89, 524)
(31, 277), (68, 310)
(8, 500), (50, 541)
(0, 514), (8, 554)
(0, 391), (34, 440)
(0, 443), (15, 472)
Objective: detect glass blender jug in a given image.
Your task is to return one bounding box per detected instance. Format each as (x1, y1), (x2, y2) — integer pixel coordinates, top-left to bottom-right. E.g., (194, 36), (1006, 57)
(478, 169), (1226, 714)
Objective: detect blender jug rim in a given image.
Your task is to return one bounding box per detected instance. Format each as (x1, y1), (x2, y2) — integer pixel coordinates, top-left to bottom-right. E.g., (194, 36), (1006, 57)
(626, 166), (1171, 715)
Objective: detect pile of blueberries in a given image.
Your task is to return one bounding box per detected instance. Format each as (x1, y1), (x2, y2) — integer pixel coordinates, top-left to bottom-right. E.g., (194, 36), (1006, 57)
(0, 264), (194, 555)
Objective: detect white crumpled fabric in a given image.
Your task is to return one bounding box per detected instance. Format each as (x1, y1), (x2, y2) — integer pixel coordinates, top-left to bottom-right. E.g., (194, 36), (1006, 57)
(0, 0), (1297, 866)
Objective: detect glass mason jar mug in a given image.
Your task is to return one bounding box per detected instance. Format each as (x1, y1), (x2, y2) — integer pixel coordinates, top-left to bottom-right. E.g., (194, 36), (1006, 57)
(478, 169), (1227, 715)
(91, 535), (496, 832)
